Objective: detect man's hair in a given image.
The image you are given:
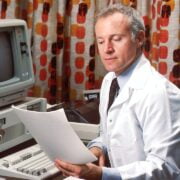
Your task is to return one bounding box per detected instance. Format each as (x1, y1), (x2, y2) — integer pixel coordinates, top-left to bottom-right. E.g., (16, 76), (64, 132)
(95, 3), (145, 40)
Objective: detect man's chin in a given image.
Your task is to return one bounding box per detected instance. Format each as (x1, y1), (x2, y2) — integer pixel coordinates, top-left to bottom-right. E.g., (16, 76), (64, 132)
(105, 67), (116, 72)
(105, 67), (122, 75)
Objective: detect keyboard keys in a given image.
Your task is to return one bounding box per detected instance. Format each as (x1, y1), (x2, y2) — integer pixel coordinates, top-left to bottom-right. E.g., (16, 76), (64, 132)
(0, 144), (59, 179)
(20, 152), (32, 161)
(2, 161), (9, 168)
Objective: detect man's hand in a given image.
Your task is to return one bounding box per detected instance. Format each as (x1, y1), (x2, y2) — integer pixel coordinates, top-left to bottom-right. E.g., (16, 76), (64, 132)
(89, 147), (106, 166)
(55, 160), (102, 180)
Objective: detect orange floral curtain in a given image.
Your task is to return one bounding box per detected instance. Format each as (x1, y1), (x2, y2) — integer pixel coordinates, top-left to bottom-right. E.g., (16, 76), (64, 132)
(0, 0), (179, 105)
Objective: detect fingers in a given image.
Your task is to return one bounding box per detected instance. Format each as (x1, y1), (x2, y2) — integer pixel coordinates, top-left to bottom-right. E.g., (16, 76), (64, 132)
(55, 160), (81, 177)
(90, 147), (102, 157)
(89, 147), (106, 166)
(55, 160), (72, 171)
(55, 160), (102, 180)
(58, 167), (77, 177)
(99, 155), (105, 167)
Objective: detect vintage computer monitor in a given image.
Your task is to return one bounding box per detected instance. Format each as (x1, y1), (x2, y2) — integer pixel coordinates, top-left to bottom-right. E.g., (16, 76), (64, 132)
(0, 19), (34, 107)
(0, 19), (47, 152)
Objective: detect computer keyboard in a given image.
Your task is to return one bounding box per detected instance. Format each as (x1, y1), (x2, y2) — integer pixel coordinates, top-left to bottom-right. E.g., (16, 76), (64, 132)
(0, 144), (59, 180)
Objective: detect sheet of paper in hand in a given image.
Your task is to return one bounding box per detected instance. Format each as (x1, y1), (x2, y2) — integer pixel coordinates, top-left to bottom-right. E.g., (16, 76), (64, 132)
(12, 106), (97, 164)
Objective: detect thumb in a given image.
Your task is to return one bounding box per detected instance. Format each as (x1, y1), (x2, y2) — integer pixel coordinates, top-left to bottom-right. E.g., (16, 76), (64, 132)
(99, 155), (105, 167)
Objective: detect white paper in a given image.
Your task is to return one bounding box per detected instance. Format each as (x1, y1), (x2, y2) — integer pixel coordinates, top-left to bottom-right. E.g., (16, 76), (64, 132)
(12, 106), (97, 164)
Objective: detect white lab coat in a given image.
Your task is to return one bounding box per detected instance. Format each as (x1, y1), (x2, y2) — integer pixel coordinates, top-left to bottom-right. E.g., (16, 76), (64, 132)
(92, 55), (180, 179)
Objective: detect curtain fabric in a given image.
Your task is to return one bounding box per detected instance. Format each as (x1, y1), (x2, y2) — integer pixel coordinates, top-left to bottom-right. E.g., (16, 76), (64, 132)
(0, 0), (179, 104)
(137, 0), (180, 88)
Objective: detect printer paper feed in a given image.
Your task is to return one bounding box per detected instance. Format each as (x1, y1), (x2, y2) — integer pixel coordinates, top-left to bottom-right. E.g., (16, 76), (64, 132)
(12, 106), (97, 164)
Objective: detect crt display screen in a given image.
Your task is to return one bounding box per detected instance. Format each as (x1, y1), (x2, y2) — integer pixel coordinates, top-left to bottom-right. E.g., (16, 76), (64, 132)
(0, 32), (14, 82)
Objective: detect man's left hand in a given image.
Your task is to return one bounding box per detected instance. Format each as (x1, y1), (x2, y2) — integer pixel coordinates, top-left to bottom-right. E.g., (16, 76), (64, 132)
(55, 159), (102, 180)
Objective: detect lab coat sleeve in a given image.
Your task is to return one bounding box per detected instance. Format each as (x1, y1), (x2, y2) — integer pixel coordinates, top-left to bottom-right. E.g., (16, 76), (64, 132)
(87, 125), (107, 155)
(87, 136), (106, 152)
(87, 75), (109, 154)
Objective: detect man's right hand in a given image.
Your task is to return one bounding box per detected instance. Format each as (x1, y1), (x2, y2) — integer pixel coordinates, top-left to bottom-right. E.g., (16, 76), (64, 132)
(89, 147), (106, 167)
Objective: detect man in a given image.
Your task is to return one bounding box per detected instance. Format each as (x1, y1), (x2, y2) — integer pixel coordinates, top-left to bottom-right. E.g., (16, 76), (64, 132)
(55, 3), (180, 180)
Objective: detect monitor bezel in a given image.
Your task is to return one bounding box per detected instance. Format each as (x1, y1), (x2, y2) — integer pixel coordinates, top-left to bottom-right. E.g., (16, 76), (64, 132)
(0, 19), (34, 107)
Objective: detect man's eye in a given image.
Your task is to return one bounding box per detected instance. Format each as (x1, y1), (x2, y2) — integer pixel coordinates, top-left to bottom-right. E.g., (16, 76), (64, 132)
(113, 37), (121, 41)
(97, 40), (104, 44)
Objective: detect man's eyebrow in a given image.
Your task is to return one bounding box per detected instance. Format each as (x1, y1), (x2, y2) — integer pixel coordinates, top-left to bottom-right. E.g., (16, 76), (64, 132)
(96, 37), (103, 39)
(111, 33), (125, 37)
(96, 33), (124, 39)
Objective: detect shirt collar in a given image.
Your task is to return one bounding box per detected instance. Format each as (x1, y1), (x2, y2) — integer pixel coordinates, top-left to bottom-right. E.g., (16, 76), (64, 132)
(116, 56), (141, 91)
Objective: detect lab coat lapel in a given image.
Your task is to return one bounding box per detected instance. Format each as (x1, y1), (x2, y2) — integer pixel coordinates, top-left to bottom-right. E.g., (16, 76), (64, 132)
(111, 83), (131, 109)
(111, 55), (150, 108)
(116, 85), (131, 105)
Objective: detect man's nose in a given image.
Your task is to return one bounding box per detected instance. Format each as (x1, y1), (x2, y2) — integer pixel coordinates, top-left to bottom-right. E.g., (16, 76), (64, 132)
(104, 41), (114, 54)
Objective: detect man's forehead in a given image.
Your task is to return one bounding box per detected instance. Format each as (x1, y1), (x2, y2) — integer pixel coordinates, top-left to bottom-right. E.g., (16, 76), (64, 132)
(96, 12), (130, 23)
(95, 17), (131, 36)
(95, 13), (130, 31)
(96, 33), (125, 39)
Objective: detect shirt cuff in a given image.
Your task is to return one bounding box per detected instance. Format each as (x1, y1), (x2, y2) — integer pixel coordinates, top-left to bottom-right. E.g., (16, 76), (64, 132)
(102, 167), (121, 180)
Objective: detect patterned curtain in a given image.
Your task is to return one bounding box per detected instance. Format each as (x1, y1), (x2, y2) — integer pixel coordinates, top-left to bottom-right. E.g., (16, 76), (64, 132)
(136, 0), (180, 88)
(0, 0), (179, 105)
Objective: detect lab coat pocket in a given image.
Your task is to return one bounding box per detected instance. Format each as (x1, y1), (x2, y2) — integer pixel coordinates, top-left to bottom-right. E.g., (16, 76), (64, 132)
(110, 142), (140, 166)
(110, 145), (136, 166)
(109, 111), (144, 166)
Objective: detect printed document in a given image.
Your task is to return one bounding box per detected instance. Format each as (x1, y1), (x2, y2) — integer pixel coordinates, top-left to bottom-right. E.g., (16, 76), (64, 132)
(12, 106), (97, 164)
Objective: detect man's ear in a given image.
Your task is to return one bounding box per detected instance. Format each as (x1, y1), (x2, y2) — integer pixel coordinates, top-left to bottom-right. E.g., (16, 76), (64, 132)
(136, 30), (145, 48)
